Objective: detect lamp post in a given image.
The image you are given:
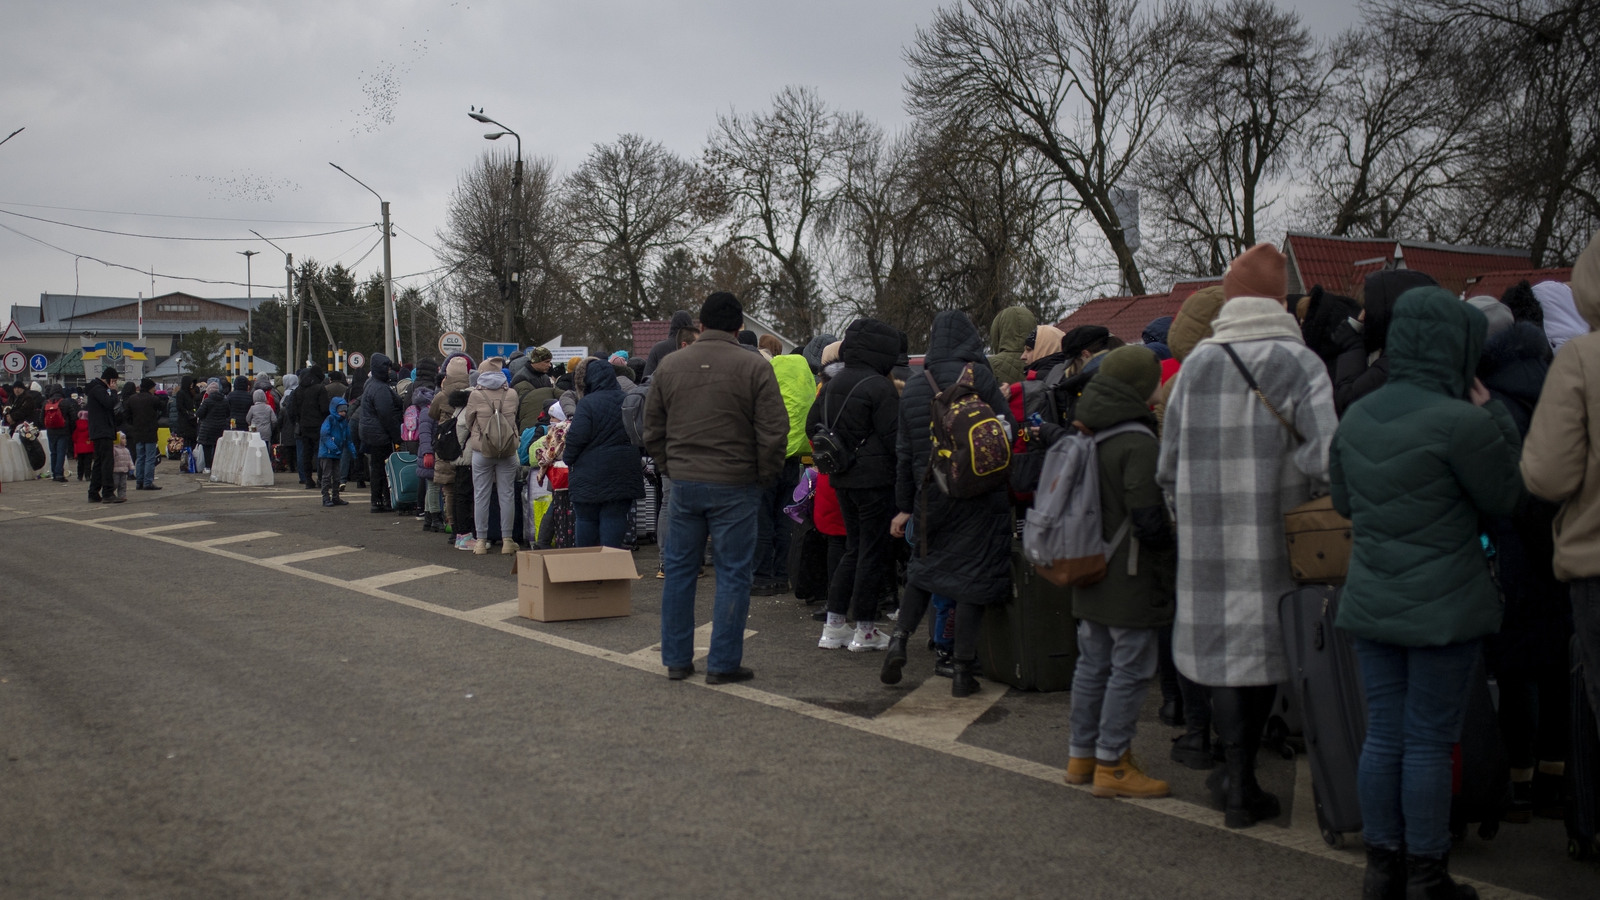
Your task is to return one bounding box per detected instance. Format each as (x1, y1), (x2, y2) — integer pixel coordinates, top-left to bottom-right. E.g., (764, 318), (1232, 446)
(250, 231), (293, 373)
(329, 163), (397, 362)
(468, 109), (521, 343)
(237, 249), (258, 346)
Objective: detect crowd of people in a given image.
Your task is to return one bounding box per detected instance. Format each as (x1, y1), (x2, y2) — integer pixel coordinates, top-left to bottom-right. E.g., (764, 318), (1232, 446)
(5, 228), (1599, 899)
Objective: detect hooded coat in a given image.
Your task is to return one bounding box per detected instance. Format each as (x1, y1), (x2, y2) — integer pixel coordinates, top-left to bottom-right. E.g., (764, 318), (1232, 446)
(318, 396), (357, 459)
(895, 311), (1015, 605)
(644, 310), (697, 377)
(246, 389), (275, 438)
(1299, 286), (1361, 377)
(802, 333), (838, 374)
(226, 375), (253, 429)
(1522, 229), (1600, 580)
(412, 386), (437, 479)
(1157, 297), (1339, 686)
(196, 383), (231, 447)
(174, 375), (200, 441)
(771, 354), (816, 458)
(805, 318), (901, 490)
(295, 369), (330, 442)
(987, 306), (1037, 385)
(563, 360), (645, 504)
(1332, 269), (1438, 416)
(427, 356), (472, 486)
(1332, 288), (1525, 647)
(360, 353), (403, 447)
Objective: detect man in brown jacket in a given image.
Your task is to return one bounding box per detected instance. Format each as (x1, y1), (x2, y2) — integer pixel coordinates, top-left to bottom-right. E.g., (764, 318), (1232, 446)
(644, 292), (789, 684)
(1523, 229), (1600, 728)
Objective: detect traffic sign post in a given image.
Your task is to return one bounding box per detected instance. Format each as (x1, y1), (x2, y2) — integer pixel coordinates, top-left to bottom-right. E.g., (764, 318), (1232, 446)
(438, 332), (466, 357)
(2, 350), (26, 375)
(347, 352), (366, 370)
(0, 321), (25, 343)
(482, 342), (517, 360)
(29, 354), (48, 372)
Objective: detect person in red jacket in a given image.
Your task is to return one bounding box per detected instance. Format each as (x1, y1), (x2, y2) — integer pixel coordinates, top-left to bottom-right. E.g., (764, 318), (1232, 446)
(72, 407), (93, 481)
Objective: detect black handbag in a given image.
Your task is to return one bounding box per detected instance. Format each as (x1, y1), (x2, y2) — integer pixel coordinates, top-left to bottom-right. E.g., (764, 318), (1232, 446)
(1008, 437), (1046, 493)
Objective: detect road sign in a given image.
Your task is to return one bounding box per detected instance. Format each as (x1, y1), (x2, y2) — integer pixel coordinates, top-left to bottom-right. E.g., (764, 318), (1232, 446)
(0, 321), (25, 343)
(482, 342), (518, 360)
(347, 352), (366, 369)
(438, 332), (465, 356)
(29, 354), (48, 372)
(2, 350), (26, 374)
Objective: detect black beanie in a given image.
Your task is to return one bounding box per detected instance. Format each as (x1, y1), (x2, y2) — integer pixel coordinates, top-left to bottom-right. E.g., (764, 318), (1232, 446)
(699, 292), (743, 333)
(738, 329), (758, 347)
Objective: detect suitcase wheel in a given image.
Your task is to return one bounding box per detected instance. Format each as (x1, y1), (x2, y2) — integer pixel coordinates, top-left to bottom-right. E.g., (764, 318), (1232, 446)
(1321, 829), (1344, 848)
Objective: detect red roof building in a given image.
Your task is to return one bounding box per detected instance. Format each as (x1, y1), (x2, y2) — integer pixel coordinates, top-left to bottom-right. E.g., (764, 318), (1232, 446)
(1054, 277), (1223, 343)
(1284, 233), (1531, 297)
(1462, 268), (1573, 300)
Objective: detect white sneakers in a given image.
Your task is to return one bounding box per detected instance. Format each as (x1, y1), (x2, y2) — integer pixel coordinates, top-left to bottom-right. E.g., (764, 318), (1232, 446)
(818, 622), (854, 649)
(849, 626), (891, 652)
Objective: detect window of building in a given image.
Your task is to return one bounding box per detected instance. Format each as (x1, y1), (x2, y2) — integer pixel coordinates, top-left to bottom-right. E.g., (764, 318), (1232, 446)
(157, 303), (199, 312)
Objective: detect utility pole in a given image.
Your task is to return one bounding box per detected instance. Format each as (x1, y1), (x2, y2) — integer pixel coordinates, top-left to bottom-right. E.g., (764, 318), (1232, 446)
(238, 250), (259, 346)
(250, 231), (293, 375)
(330, 163), (396, 362)
(408, 285), (418, 365)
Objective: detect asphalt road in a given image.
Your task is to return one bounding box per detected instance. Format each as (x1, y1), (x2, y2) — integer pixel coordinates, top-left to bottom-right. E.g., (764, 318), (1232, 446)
(1, 470), (1591, 899)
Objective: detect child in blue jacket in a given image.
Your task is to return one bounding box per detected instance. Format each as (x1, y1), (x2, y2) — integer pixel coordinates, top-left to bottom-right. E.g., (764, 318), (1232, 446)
(318, 396), (357, 507)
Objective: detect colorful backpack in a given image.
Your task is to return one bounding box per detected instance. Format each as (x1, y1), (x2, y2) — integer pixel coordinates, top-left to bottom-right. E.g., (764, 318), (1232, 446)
(923, 363), (1010, 499)
(401, 404), (420, 442)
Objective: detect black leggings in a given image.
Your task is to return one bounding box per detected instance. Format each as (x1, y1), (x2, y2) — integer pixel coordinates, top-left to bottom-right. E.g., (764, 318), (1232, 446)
(1210, 684), (1277, 756)
(896, 583), (985, 661)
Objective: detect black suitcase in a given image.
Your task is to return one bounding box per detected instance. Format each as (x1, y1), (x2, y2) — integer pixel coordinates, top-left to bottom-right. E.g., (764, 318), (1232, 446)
(1567, 635), (1600, 860)
(1450, 652), (1510, 842)
(1279, 585), (1366, 847)
(976, 543), (1077, 692)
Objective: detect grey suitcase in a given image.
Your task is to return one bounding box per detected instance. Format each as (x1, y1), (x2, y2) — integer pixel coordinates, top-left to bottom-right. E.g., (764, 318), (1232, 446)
(1279, 585), (1366, 847)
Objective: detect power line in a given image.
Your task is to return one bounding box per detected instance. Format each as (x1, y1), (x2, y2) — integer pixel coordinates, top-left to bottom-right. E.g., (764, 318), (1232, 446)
(0, 199), (368, 226)
(0, 207), (375, 242)
(0, 220), (281, 289)
(394, 223), (441, 254)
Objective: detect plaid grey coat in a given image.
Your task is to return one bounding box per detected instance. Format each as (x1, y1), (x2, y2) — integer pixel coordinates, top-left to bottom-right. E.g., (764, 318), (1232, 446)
(1157, 337), (1338, 686)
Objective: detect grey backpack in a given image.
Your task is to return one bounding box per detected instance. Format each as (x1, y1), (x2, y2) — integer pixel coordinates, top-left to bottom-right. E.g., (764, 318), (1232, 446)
(1022, 421), (1155, 586)
(620, 379), (650, 448)
(481, 395), (519, 458)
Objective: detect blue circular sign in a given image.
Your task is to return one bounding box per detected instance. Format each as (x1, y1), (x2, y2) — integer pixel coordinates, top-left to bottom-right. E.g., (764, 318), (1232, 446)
(29, 354), (48, 371)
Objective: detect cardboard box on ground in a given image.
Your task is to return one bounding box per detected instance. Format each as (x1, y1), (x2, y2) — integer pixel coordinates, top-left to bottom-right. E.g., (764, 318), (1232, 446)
(512, 547), (638, 622)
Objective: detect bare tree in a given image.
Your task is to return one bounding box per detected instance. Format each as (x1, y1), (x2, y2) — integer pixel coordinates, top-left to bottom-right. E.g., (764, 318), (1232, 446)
(704, 86), (870, 338)
(1382, 0), (1600, 264)
(1140, 0), (1340, 276)
(563, 134), (710, 327)
(435, 151), (568, 348)
(906, 0), (1188, 294)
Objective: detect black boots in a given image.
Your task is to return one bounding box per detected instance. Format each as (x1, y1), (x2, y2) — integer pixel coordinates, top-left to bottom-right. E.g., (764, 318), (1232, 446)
(1170, 728), (1216, 770)
(933, 646), (955, 678)
(880, 633), (909, 685)
(1208, 747), (1281, 829)
(1362, 845), (1405, 900)
(951, 659), (981, 697)
(1405, 853), (1478, 900)
(1160, 696), (1185, 727)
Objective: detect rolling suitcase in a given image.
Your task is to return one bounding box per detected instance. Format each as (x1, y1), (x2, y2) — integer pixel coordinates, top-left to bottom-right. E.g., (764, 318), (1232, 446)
(1449, 651), (1509, 842)
(385, 451), (419, 510)
(977, 542), (1077, 692)
(1566, 635), (1599, 860)
(1279, 585), (1366, 847)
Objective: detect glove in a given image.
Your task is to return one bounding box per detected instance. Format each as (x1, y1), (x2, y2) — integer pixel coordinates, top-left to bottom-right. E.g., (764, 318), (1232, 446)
(422, 453), (434, 469)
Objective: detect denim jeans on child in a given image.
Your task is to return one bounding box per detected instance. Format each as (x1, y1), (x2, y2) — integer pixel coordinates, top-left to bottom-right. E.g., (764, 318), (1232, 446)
(1070, 621), (1159, 761)
(659, 480), (759, 674)
(1355, 637), (1482, 858)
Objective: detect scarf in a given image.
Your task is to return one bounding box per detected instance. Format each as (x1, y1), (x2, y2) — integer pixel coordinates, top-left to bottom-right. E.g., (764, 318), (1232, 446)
(1195, 297), (1305, 351)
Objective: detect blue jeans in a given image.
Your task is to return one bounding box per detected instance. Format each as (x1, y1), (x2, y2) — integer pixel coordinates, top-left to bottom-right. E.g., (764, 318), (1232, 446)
(135, 441), (158, 487)
(575, 499), (631, 549)
(931, 594), (956, 649)
(49, 432), (70, 479)
(660, 480), (760, 674)
(1355, 637), (1482, 857)
(754, 457), (801, 585)
(1070, 622), (1159, 760)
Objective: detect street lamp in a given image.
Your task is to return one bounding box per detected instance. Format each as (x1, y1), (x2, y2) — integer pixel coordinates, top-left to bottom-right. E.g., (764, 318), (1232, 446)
(251, 231), (295, 372)
(237, 249), (258, 347)
(468, 108), (521, 343)
(329, 162), (397, 362)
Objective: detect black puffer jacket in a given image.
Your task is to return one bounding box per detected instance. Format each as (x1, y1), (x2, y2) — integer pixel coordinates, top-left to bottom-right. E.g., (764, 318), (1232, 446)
(123, 389), (163, 444)
(174, 376), (200, 441)
(295, 370), (329, 442)
(896, 310), (1016, 605)
(1479, 322), (1569, 678)
(225, 375), (252, 429)
(806, 318), (900, 490)
(360, 353), (403, 447)
(196, 388), (230, 446)
(1333, 269), (1438, 416)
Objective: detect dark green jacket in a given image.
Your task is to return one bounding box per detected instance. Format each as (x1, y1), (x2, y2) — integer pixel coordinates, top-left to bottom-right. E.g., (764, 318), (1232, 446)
(1332, 287), (1525, 647)
(1070, 376), (1176, 629)
(987, 306), (1037, 385)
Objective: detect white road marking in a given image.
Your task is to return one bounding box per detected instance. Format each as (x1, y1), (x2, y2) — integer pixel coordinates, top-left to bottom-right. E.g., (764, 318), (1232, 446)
(873, 675), (1008, 744)
(346, 565), (456, 590)
(258, 546), (359, 565)
(41, 512), (1543, 900)
(130, 520), (214, 534)
(79, 512), (157, 524)
(460, 599), (521, 623)
(198, 531), (281, 547)
(627, 621), (759, 663)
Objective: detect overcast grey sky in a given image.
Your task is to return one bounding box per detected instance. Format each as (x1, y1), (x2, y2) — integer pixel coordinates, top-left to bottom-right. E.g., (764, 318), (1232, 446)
(1, 0), (1363, 324)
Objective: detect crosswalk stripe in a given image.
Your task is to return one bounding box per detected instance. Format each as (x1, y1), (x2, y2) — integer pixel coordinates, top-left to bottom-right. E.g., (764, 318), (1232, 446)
(198, 531), (280, 547)
(345, 565), (456, 590)
(80, 512), (157, 524)
(131, 521), (214, 534)
(258, 546), (359, 565)
(873, 675), (1008, 744)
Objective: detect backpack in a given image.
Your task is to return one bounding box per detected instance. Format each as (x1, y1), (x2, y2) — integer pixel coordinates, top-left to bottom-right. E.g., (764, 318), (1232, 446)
(809, 378), (870, 476)
(923, 364), (1011, 499)
(1022, 421), (1155, 586)
(434, 412), (463, 463)
(1020, 362), (1068, 426)
(43, 399), (66, 430)
(481, 395), (519, 458)
(620, 380), (650, 447)
(401, 404), (421, 442)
